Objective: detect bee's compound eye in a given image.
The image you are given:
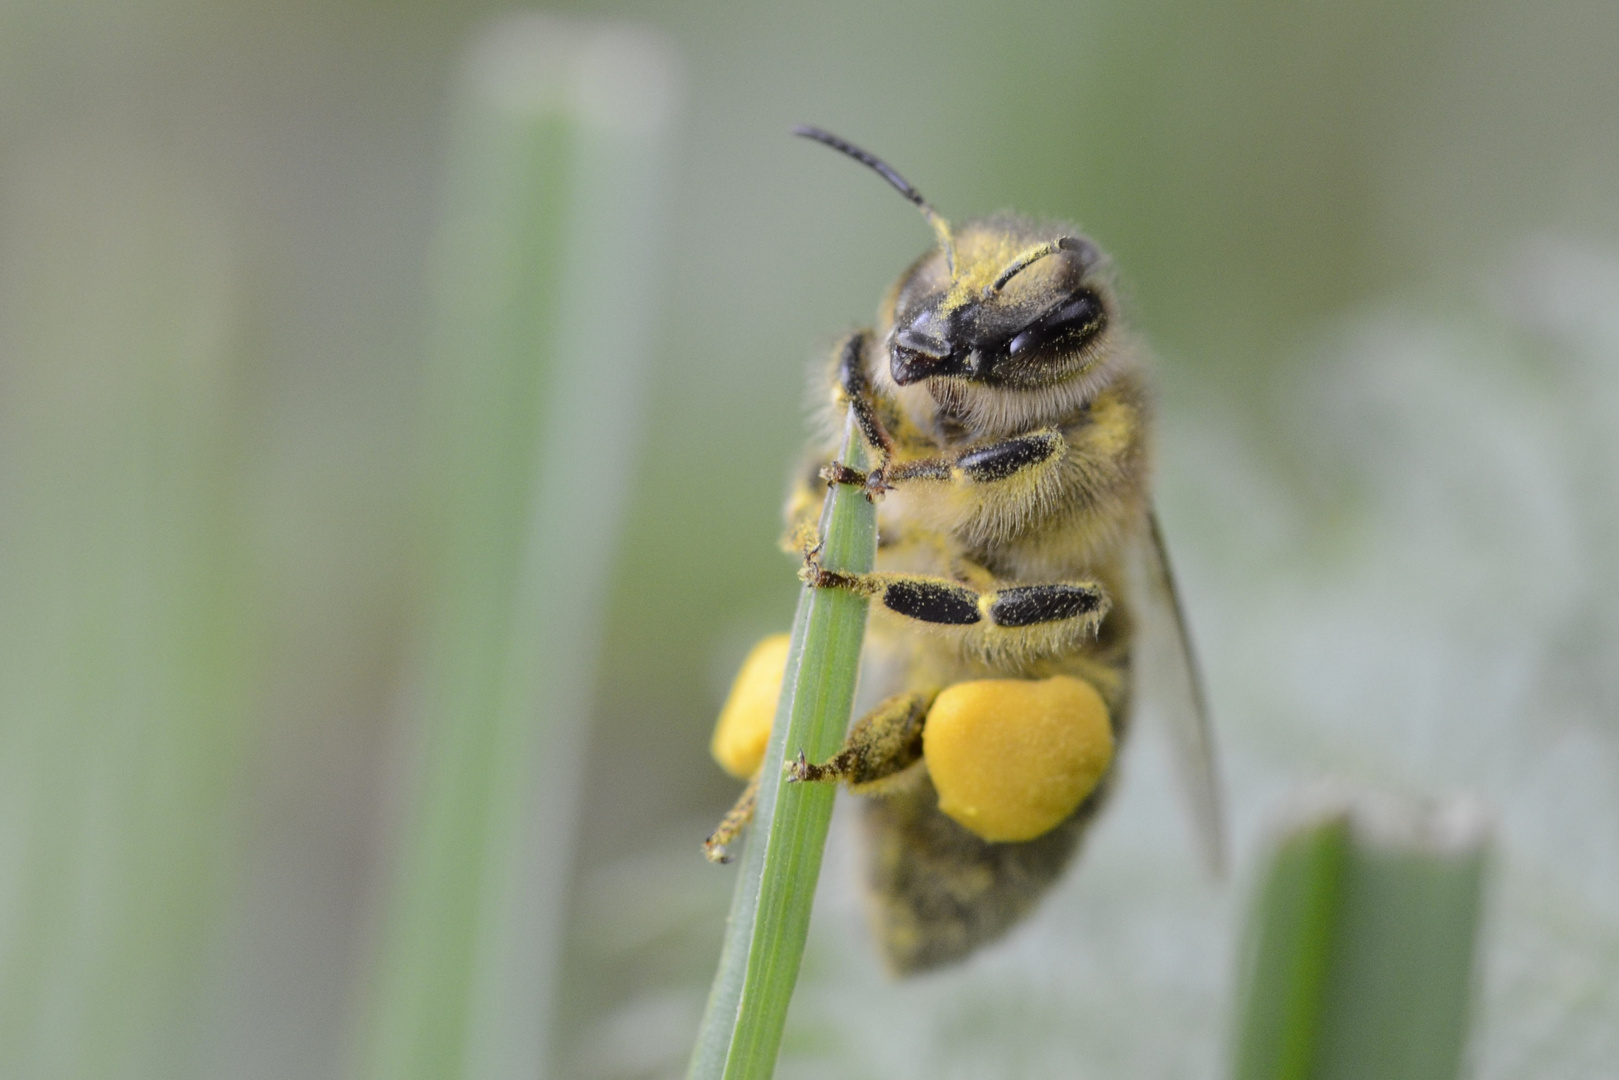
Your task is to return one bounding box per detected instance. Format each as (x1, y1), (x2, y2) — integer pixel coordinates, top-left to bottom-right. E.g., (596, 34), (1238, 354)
(923, 676), (1113, 842)
(1007, 292), (1104, 358)
(711, 633), (792, 779)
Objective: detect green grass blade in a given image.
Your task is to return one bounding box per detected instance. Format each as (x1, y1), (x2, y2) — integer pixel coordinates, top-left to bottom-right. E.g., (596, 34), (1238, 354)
(356, 18), (677, 1080)
(688, 421), (876, 1080)
(0, 152), (250, 1079)
(1232, 814), (1353, 1079)
(1232, 794), (1489, 1080)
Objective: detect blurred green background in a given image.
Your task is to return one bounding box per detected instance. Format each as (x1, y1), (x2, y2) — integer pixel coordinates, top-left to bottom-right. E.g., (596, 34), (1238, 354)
(1, 0), (1617, 1077)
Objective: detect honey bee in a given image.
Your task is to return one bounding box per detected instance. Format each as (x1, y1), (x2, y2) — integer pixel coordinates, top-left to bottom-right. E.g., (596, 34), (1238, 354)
(706, 127), (1223, 974)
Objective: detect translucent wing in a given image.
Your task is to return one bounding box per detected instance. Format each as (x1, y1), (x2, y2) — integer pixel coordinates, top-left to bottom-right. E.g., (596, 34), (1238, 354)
(1123, 509), (1226, 876)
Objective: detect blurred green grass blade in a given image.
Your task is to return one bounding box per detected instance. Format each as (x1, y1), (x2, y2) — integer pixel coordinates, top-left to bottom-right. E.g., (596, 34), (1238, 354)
(1232, 815), (1352, 1078)
(0, 150), (250, 1079)
(1233, 795), (1489, 1080)
(687, 421), (875, 1080)
(358, 18), (677, 1080)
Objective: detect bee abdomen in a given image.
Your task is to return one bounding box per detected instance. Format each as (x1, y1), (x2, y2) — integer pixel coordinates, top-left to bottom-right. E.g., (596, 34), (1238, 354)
(862, 773), (1112, 975)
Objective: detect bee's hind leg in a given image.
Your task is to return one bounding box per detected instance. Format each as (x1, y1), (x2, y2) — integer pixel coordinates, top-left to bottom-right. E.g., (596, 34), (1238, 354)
(786, 692), (933, 794)
(703, 771), (760, 864)
(705, 690), (929, 862)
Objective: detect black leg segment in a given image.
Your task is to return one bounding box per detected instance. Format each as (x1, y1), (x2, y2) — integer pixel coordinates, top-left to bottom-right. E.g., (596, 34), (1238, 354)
(988, 584), (1105, 627)
(883, 580), (982, 625)
(956, 431), (1062, 483)
(836, 331), (895, 458)
(804, 557), (1108, 637)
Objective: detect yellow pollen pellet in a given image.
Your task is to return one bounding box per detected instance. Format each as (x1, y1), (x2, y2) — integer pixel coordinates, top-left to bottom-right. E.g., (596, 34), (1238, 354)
(710, 633), (792, 779)
(923, 675), (1113, 843)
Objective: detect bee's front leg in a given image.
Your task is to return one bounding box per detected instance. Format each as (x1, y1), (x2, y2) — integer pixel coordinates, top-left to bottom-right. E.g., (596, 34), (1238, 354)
(882, 429), (1067, 489)
(818, 330), (903, 501)
(822, 428), (1069, 506)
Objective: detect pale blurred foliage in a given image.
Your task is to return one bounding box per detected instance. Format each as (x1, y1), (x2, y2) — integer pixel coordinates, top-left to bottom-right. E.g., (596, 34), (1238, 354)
(571, 240), (1619, 1079)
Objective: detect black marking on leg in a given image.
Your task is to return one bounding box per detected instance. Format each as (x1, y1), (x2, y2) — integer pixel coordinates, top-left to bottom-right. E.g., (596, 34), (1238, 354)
(820, 461), (869, 488)
(989, 584), (1104, 627)
(884, 458), (953, 483)
(837, 331), (871, 396)
(883, 580), (982, 625)
(957, 432), (1061, 483)
(804, 565), (860, 591)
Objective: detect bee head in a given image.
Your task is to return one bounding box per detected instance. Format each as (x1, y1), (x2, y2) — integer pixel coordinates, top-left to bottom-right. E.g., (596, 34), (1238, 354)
(793, 127), (1114, 398)
(886, 221), (1109, 391)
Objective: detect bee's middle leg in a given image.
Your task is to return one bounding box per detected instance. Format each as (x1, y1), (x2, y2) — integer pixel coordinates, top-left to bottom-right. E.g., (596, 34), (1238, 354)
(802, 556), (1110, 635)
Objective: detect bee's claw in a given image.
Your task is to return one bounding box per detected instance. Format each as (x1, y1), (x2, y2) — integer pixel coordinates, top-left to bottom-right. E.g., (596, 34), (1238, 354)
(820, 459), (893, 501)
(702, 835), (732, 864)
(785, 749), (809, 782)
(863, 466), (892, 502)
(798, 544), (829, 587)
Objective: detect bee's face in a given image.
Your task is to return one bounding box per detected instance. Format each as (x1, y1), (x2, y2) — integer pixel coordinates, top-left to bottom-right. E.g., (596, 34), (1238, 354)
(885, 218), (1111, 392)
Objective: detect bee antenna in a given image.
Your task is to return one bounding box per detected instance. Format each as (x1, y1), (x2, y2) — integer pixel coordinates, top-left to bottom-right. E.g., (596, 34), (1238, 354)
(793, 125), (955, 274)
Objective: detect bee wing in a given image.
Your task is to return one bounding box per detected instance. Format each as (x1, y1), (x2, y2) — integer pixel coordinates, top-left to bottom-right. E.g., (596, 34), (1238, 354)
(1124, 509), (1226, 877)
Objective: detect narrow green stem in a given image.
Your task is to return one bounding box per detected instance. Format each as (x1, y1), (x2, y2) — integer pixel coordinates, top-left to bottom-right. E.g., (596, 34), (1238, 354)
(688, 417), (876, 1080)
